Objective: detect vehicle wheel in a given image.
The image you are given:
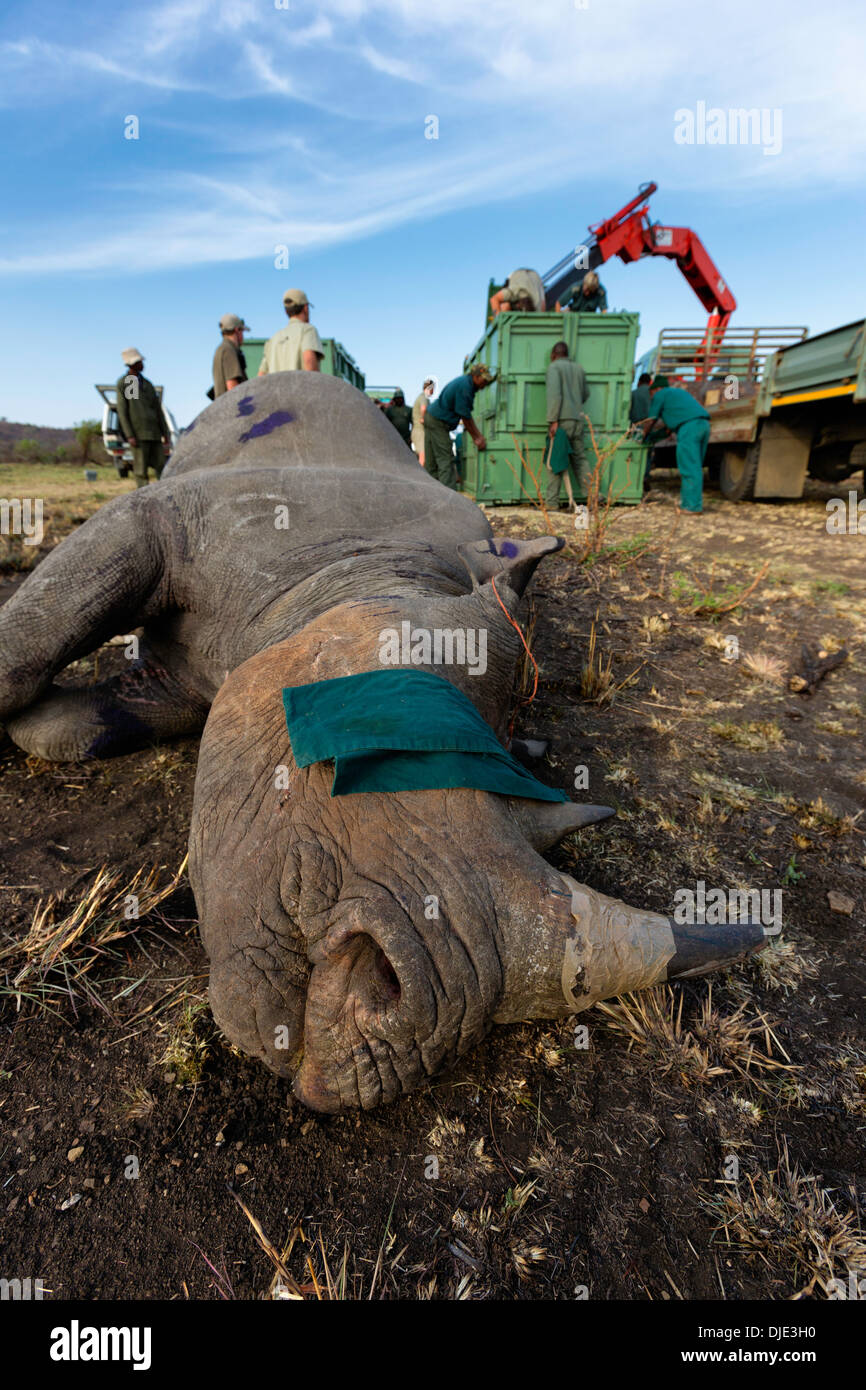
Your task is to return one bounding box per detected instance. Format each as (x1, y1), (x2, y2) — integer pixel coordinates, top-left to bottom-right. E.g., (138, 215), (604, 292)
(848, 441), (866, 496)
(719, 443), (760, 501)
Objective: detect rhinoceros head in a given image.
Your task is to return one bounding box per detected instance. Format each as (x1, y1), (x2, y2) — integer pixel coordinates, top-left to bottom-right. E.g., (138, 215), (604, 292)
(190, 537), (765, 1112)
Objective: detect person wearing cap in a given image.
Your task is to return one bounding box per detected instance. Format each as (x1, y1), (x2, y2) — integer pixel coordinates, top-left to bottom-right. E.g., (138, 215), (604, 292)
(412, 379), (434, 464)
(545, 341), (591, 510)
(258, 290), (324, 375)
(115, 349), (171, 488)
(424, 365), (491, 490)
(638, 375), (710, 514)
(212, 314), (249, 397)
(385, 390), (413, 448)
(557, 270), (608, 314)
(630, 371), (653, 425)
(490, 268), (546, 316)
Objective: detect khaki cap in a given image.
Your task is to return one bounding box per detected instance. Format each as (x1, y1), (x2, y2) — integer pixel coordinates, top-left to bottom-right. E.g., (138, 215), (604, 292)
(121, 347), (144, 365)
(282, 288), (312, 308)
(470, 364), (496, 385)
(219, 313), (250, 332)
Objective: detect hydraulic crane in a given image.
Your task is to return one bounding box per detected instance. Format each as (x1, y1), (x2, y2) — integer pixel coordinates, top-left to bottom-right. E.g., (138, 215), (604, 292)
(539, 181), (737, 370)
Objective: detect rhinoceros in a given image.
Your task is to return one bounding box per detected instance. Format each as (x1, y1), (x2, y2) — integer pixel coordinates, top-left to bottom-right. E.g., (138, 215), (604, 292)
(0, 375), (764, 1112)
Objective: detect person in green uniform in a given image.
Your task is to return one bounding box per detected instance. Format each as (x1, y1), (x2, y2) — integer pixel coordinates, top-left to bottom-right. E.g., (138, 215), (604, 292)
(258, 290), (324, 374)
(630, 372), (653, 424)
(639, 375), (710, 513)
(412, 379), (434, 464)
(212, 313), (249, 397)
(545, 342), (591, 509)
(424, 365), (492, 490)
(385, 390), (413, 448)
(115, 348), (171, 488)
(558, 270), (608, 314)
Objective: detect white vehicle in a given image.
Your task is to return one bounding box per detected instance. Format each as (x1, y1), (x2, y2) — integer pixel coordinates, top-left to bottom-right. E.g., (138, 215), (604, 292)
(94, 383), (179, 478)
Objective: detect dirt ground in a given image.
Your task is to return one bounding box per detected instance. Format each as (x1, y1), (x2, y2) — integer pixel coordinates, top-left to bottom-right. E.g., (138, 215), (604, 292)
(1, 462), (864, 1301)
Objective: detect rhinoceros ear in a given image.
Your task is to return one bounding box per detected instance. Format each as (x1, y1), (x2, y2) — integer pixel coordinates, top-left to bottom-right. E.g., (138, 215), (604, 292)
(508, 798), (616, 851)
(457, 535), (564, 597)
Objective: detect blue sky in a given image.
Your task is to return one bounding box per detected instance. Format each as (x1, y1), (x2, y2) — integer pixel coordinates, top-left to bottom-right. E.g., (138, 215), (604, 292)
(1, 0), (864, 427)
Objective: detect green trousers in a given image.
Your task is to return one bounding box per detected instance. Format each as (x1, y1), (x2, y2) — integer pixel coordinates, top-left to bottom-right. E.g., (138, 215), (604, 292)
(424, 414), (458, 490)
(133, 440), (165, 488)
(675, 419), (710, 512)
(545, 418), (590, 507)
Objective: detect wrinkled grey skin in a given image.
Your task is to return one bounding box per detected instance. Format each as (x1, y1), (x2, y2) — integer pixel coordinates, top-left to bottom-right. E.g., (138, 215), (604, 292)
(0, 375), (765, 1113)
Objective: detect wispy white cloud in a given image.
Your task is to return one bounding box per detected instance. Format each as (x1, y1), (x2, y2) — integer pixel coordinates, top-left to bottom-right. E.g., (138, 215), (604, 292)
(243, 40), (293, 96)
(0, 137), (572, 274)
(359, 42), (419, 83)
(0, 36), (207, 93)
(0, 0), (864, 277)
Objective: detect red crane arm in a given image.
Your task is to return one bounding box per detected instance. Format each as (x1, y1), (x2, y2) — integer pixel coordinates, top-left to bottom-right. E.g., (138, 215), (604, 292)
(542, 183), (737, 358)
(588, 184), (737, 335)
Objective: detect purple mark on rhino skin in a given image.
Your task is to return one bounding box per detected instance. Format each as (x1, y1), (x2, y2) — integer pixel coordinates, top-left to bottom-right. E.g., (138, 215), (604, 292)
(239, 410), (296, 443)
(236, 395), (255, 417)
(498, 540), (519, 558)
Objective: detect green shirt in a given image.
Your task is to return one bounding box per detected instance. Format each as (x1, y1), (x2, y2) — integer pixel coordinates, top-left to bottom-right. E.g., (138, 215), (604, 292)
(260, 320), (324, 373)
(565, 281), (608, 313)
(427, 373), (477, 430)
(651, 387), (710, 431)
(115, 373), (169, 442)
(212, 339), (248, 396)
(385, 402), (412, 444)
(412, 392), (428, 430)
(630, 384), (652, 423)
(546, 358), (589, 423)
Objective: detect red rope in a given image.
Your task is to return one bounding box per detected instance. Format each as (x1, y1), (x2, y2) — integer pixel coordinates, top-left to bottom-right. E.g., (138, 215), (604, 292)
(490, 574), (538, 738)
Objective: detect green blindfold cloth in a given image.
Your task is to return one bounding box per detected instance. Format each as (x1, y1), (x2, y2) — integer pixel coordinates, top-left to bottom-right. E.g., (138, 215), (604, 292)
(546, 425), (572, 476)
(282, 669), (568, 802)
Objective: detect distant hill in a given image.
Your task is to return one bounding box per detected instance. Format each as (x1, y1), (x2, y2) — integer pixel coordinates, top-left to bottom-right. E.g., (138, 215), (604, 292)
(0, 419), (109, 463)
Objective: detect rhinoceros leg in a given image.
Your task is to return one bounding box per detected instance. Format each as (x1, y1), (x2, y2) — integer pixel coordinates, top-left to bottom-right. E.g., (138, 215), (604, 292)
(4, 654), (209, 761)
(0, 490), (206, 760)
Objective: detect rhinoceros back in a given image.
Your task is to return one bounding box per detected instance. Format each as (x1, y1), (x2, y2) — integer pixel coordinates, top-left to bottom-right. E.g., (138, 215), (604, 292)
(164, 374), (434, 481)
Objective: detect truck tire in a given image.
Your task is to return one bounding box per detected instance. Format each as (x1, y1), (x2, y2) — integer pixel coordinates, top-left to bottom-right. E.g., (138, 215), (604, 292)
(849, 440), (866, 495)
(719, 444), (760, 501)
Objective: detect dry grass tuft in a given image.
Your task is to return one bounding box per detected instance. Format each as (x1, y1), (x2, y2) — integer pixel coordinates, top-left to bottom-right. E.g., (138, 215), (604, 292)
(0, 857), (188, 1015)
(121, 1085), (156, 1123)
(595, 985), (791, 1092)
(742, 650), (787, 685)
(709, 720), (785, 752)
(747, 938), (819, 994)
(794, 796), (858, 836)
(640, 614), (671, 643)
(579, 621), (615, 704)
(704, 1142), (866, 1298)
(159, 995), (213, 1087)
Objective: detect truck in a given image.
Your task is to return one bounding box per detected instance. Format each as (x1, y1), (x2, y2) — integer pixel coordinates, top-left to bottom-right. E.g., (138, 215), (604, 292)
(642, 319), (866, 500)
(242, 336), (365, 390)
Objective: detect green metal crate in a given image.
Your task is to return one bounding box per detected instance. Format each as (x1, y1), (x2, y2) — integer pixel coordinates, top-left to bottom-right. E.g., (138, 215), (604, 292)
(241, 337), (365, 390)
(460, 311), (648, 504)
